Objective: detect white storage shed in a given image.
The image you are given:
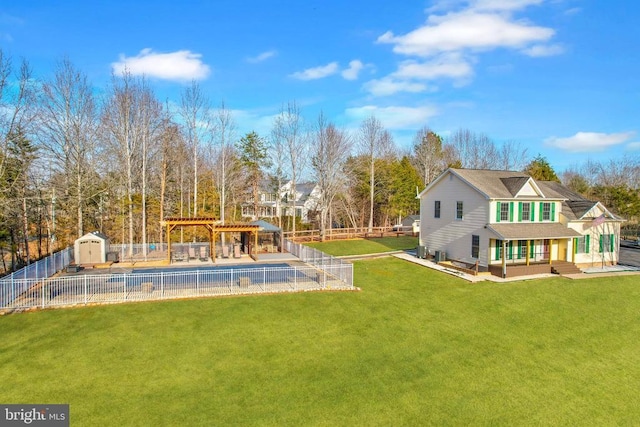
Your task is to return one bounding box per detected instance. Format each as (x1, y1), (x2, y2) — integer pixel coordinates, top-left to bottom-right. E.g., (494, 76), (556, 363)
(74, 231), (110, 265)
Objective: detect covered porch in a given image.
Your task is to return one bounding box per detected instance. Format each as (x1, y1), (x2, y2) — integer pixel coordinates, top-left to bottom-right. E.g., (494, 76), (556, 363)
(486, 223), (582, 278)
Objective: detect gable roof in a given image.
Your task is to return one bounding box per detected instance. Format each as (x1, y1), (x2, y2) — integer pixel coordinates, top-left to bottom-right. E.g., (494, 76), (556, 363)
(422, 168), (550, 200)
(536, 181), (624, 221)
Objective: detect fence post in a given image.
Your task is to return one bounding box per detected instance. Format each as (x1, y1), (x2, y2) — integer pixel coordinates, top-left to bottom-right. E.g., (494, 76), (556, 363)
(84, 275), (88, 305)
(197, 270), (200, 295)
(42, 281), (46, 309)
(124, 274), (127, 300)
(161, 273), (164, 298)
(263, 267), (266, 290)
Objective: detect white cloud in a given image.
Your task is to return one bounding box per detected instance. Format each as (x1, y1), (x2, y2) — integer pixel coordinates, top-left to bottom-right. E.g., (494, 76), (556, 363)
(521, 43), (564, 57)
(545, 131), (636, 152)
(378, 11), (554, 56)
(112, 48), (211, 81)
(393, 54), (474, 80)
(345, 105), (438, 130)
(363, 77), (429, 97)
(625, 142), (640, 151)
(371, 1), (559, 97)
(341, 60), (364, 80)
(247, 50), (277, 63)
(471, 0), (543, 12)
(290, 62), (339, 80)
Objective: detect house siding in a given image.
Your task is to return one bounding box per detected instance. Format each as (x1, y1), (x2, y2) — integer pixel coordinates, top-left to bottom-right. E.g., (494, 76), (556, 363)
(420, 172), (490, 266)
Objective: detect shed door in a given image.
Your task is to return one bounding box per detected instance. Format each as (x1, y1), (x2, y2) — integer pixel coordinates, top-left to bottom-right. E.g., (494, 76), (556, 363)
(79, 239), (101, 264)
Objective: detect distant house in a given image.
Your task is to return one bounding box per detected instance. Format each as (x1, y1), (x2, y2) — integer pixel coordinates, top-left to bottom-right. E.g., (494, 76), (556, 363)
(241, 181), (320, 223)
(418, 168), (623, 277)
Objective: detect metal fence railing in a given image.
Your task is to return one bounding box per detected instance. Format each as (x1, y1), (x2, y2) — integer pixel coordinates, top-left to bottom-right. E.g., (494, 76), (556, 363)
(1, 240), (354, 311)
(0, 247), (73, 308)
(284, 240), (354, 287)
(1, 263), (354, 311)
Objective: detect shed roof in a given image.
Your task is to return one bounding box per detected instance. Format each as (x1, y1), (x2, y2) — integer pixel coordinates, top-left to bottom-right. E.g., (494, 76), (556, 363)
(487, 223), (582, 240)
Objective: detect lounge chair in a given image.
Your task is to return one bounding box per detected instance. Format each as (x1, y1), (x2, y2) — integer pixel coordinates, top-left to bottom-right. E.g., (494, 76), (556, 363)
(233, 245), (241, 258)
(188, 247), (196, 260)
(199, 246), (208, 261)
(222, 245), (230, 258)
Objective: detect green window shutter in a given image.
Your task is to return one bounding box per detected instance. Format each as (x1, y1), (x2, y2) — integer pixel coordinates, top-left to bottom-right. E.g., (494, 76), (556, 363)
(530, 240), (535, 258)
(530, 204), (535, 221)
(610, 234), (614, 252)
(539, 202), (543, 222)
(586, 235), (590, 254)
(599, 235), (603, 253)
(573, 238), (578, 254)
(518, 202), (523, 222)
(509, 202), (514, 222)
(495, 241), (501, 260)
(551, 203), (556, 222)
(518, 241), (523, 258)
(496, 202), (501, 222)
(508, 241), (513, 259)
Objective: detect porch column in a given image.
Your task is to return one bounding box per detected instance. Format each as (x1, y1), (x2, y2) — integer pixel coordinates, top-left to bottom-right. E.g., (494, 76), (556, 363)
(549, 239), (553, 265)
(502, 240), (507, 279)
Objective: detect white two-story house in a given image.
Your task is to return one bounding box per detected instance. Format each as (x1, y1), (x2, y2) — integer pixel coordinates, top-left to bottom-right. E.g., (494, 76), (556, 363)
(241, 181), (321, 223)
(419, 168), (623, 278)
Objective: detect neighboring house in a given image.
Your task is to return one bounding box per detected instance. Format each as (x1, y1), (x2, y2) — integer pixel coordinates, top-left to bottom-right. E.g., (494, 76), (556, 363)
(393, 215), (421, 233)
(241, 181), (320, 223)
(418, 168), (623, 277)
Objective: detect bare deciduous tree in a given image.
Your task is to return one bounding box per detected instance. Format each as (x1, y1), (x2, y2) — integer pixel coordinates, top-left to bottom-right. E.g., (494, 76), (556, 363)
(412, 126), (444, 186)
(358, 115), (394, 232)
(445, 129), (500, 170)
(311, 112), (352, 241)
(180, 81), (211, 218)
(272, 101), (307, 235)
(38, 57), (98, 239)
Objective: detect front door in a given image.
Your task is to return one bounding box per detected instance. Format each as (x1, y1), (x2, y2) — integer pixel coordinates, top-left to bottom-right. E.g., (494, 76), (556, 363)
(543, 239), (550, 259)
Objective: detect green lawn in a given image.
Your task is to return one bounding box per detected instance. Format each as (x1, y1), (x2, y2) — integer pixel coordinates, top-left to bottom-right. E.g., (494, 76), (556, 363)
(2, 257), (640, 425)
(305, 235), (418, 256)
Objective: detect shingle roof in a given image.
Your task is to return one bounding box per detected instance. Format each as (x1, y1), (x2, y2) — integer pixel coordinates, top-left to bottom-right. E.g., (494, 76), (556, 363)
(487, 223), (582, 240)
(536, 181), (597, 220)
(451, 169), (545, 199)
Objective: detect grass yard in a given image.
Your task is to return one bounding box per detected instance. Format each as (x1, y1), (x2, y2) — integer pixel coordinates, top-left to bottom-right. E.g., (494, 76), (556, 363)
(2, 257), (640, 425)
(305, 235), (418, 256)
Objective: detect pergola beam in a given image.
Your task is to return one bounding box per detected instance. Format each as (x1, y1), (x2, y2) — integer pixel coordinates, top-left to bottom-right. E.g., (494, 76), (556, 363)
(160, 217), (261, 263)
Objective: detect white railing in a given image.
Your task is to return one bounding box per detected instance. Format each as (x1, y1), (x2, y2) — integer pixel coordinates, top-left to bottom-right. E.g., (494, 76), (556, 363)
(1, 264), (354, 310)
(284, 240), (354, 287)
(0, 247), (73, 308)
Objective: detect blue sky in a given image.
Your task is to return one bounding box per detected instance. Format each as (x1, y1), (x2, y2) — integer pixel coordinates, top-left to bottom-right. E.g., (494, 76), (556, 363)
(1, 0), (638, 172)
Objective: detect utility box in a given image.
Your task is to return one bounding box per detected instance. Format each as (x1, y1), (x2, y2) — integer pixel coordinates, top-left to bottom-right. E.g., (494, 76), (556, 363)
(435, 251), (446, 262)
(416, 246), (427, 259)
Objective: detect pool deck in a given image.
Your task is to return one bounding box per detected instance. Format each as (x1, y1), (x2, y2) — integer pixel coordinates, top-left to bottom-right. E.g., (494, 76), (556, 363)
(63, 252), (303, 276)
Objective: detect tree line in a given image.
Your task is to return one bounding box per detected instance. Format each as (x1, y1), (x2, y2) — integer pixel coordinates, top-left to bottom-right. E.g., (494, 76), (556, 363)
(1, 50), (638, 271)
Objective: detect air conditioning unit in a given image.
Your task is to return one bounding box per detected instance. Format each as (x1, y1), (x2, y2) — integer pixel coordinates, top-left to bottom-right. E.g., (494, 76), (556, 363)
(434, 250), (446, 262)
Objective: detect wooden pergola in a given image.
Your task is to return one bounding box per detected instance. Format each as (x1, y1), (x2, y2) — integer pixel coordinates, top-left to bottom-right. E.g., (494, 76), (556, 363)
(160, 217), (262, 263)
